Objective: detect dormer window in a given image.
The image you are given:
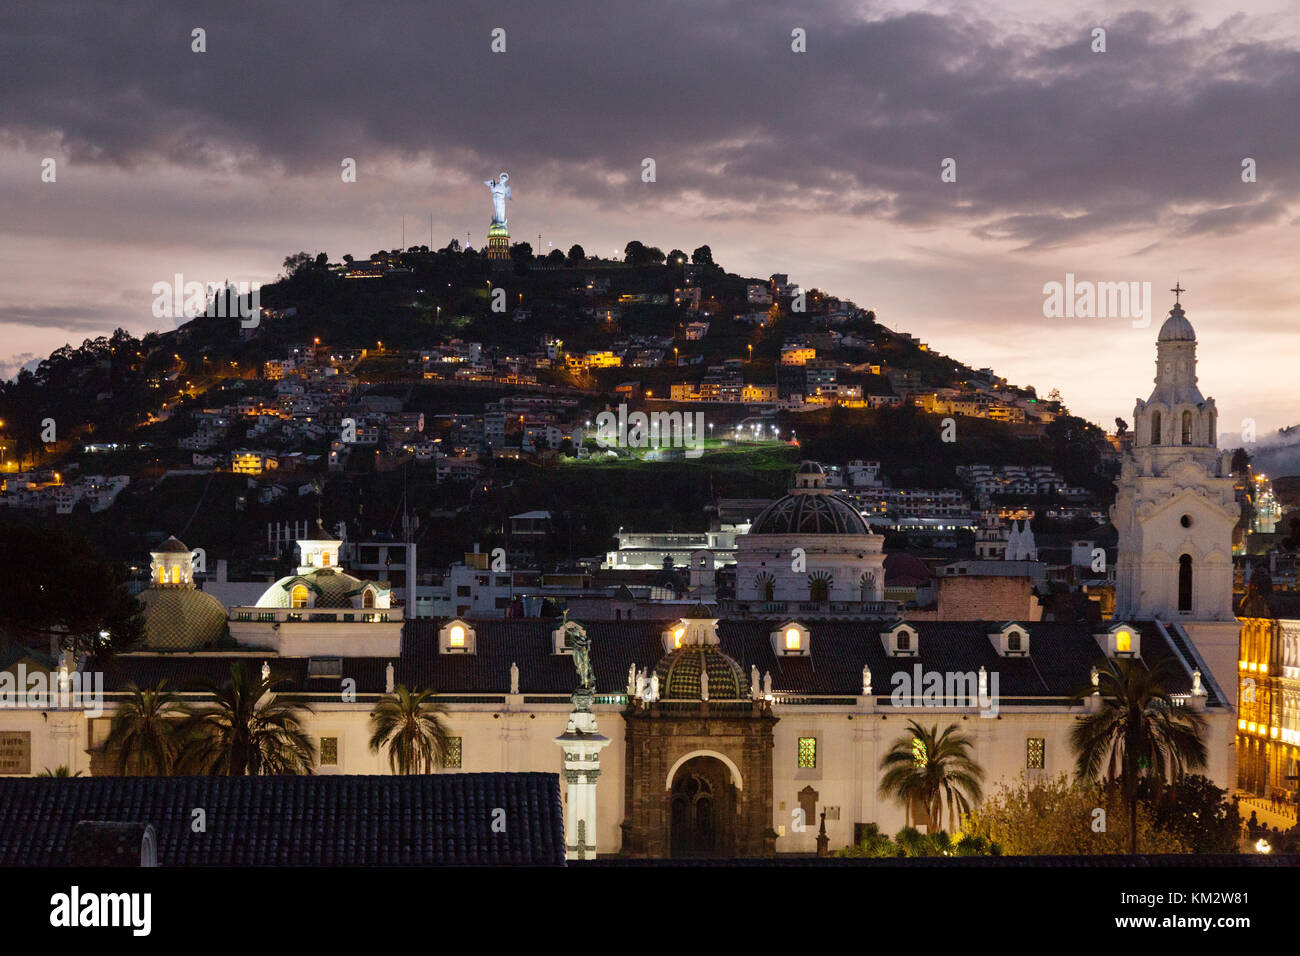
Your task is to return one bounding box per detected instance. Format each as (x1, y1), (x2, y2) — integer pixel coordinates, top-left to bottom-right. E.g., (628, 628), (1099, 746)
(1097, 622), (1140, 659)
(291, 584), (309, 609)
(362, 589), (376, 609)
(881, 623), (918, 658)
(673, 626), (685, 648)
(440, 619), (476, 654)
(990, 623), (1029, 657)
(771, 621), (809, 656)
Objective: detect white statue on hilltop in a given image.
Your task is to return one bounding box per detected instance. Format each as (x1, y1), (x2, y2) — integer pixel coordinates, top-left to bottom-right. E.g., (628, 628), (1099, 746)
(484, 172), (511, 225)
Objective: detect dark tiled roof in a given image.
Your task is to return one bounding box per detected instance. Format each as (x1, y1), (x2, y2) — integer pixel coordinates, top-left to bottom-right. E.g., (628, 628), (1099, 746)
(0, 773), (564, 866)
(99, 617), (1208, 703)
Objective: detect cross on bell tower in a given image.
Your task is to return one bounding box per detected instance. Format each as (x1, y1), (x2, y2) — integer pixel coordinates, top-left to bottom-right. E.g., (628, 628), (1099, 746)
(1170, 281), (1186, 304)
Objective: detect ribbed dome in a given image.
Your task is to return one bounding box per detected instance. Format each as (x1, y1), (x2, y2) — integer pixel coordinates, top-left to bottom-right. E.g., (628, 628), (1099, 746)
(654, 645), (746, 700)
(138, 587), (228, 650)
(257, 568), (375, 608)
(153, 536), (192, 554)
(750, 492), (870, 535)
(1157, 303), (1196, 342)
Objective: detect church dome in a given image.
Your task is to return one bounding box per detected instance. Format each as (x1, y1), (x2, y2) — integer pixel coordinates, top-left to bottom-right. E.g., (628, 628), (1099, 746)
(256, 568), (376, 608)
(750, 492), (871, 535)
(137, 587), (228, 651)
(153, 535), (192, 554)
(654, 645), (747, 700)
(1157, 303), (1196, 342)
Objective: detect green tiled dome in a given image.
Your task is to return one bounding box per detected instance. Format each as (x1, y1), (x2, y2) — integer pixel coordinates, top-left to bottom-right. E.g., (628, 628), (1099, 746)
(257, 569), (377, 608)
(138, 587), (228, 651)
(654, 645), (746, 700)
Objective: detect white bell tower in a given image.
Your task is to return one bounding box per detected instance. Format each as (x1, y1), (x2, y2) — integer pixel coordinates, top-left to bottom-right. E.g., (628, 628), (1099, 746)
(1111, 288), (1240, 784)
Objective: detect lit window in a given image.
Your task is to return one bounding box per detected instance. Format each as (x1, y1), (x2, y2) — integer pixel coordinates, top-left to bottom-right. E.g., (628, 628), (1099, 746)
(445, 736), (462, 769)
(912, 738), (927, 767)
(785, 628), (802, 651)
(449, 625), (466, 647)
(1116, 630), (1132, 653)
(1026, 737), (1045, 770)
(171, 566), (182, 585)
(156, 566), (167, 585)
(291, 585), (309, 609)
(321, 551), (331, 567)
(797, 737), (817, 768)
(320, 737), (338, 766)
(673, 627), (685, 648)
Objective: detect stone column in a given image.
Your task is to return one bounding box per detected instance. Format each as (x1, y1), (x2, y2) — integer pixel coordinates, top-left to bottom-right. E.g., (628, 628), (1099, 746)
(554, 691), (610, 860)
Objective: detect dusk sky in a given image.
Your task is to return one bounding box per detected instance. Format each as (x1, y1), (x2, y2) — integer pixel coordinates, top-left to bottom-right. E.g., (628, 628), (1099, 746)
(3, 0), (1297, 436)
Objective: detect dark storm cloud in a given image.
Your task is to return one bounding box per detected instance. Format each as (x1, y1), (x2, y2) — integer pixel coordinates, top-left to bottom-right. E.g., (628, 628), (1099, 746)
(0, 305), (113, 331)
(1, 1), (1296, 247)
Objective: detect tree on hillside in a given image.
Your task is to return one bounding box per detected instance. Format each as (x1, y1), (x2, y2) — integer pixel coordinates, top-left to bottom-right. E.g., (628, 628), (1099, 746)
(667, 248), (688, 265)
(1231, 447), (1251, 474)
(0, 520), (143, 656)
(691, 245), (714, 266)
(567, 244), (585, 264)
(510, 242), (534, 271)
(546, 248), (565, 265)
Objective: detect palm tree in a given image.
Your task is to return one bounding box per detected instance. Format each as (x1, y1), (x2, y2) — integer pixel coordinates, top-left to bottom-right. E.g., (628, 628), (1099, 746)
(879, 720), (985, 832)
(104, 680), (185, 775)
(1071, 657), (1208, 853)
(369, 685), (453, 774)
(180, 662), (315, 775)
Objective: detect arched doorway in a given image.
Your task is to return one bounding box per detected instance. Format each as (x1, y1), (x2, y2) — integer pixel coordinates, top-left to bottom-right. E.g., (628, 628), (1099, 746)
(669, 755), (738, 857)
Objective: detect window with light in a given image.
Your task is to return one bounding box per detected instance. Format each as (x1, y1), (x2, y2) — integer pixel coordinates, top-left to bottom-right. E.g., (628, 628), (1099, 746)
(449, 625), (466, 647)
(673, 627), (685, 648)
(445, 737), (462, 769)
(785, 628), (802, 651)
(912, 738), (927, 766)
(797, 737), (817, 768)
(291, 584), (309, 608)
(1116, 630), (1131, 653)
(1026, 737), (1045, 770)
(320, 737), (338, 766)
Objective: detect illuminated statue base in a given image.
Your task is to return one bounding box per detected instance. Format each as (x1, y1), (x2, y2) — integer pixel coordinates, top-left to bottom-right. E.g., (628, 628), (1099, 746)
(487, 222), (510, 261)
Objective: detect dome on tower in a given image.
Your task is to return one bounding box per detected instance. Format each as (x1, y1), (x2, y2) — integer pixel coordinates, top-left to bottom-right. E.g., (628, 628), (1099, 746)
(653, 644), (747, 701)
(152, 535), (192, 554)
(1157, 303), (1196, 342)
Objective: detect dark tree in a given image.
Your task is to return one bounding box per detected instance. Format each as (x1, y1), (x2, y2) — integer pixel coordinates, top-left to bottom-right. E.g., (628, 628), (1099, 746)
(667, 249), (688, 265)
(1114, 417), (1128, 436)
(0, 520), (143, 656)
(546, 248), (565, 265)
(691, 245), (714, 266)
(1231, 447), (1251, 473)
(567, 244), (585, 264)
(623, 241), (648, 264)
